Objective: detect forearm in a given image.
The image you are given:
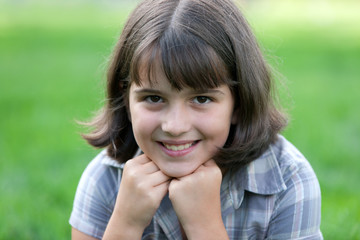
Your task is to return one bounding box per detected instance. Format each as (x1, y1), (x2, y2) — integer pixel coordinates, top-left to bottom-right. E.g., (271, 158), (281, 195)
(183, 219), (229, 240)
(102, 156), (169, 240)
(102, 211), (145, 240)
(169, 160), (228, 239)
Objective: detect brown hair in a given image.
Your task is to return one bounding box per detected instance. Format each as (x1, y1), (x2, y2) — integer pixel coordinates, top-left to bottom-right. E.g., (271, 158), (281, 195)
(83, 0), (287, 169)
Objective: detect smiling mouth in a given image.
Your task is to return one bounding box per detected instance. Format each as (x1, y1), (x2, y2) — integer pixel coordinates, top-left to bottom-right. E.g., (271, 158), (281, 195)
(161, 141), (198, 151)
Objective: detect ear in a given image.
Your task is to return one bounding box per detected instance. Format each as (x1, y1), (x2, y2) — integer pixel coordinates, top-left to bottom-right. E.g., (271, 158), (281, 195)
(119, 80), (128, 91)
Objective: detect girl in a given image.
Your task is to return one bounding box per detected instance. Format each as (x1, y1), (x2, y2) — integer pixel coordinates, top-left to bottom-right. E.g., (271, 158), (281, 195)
(70, 0), (323, 239)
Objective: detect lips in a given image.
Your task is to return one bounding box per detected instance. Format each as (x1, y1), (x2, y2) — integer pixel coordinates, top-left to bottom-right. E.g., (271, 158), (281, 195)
(158, 140), (199, 156)
(163, 142), (194, 151)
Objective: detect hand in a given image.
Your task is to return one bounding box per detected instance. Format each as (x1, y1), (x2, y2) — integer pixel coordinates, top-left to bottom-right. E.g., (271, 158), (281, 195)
(105, 155), (170, 238)
(168, 160), (228, 239)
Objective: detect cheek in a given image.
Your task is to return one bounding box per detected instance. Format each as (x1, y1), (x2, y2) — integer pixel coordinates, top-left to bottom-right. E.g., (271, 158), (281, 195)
(198, 111), (232, 145)
(131, 109), (159, 142)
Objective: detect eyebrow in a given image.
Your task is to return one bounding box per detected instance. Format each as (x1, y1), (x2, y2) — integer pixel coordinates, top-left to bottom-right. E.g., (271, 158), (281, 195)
(196, 89), (225, 95)
(134, 88), (225, 95)
(134, 89), (163, 95)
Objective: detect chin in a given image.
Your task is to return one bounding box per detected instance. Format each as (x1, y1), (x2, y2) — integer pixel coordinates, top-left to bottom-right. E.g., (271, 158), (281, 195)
(161, 166), (195, 178)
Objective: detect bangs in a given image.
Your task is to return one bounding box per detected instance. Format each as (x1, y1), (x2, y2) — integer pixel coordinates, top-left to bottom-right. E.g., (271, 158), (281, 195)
(131, 28), (234, 90)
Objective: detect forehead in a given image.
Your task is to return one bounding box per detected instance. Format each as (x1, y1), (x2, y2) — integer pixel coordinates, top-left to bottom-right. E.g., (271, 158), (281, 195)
(136, 55), (169, 87)
(130, 31), (234, 91)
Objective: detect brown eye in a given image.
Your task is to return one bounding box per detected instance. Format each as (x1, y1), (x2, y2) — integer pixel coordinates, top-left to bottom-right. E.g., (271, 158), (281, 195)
(193, 96), (211, 104)
(145, 95), (163, 103)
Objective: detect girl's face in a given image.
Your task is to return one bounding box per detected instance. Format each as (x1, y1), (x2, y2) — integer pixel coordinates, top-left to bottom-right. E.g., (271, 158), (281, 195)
(128, 68), (235, 178)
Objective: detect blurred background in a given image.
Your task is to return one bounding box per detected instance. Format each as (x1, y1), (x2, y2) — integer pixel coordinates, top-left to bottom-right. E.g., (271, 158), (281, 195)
(0, 0), (359, 239)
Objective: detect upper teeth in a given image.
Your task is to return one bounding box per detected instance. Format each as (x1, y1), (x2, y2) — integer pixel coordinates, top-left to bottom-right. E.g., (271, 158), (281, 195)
(164, 143), (192, 151)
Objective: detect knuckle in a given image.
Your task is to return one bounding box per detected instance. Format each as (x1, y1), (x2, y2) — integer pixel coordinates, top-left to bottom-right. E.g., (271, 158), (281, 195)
(126, 166), (137, 178)
(212, 170), (222, 183)
(208, 164), (221, 176)
(124, 159), (135, 170)
(168, 181), (179, 198)
(198, 171), (207, 180)
(213, 166), (222, 176)
(136, 181), (148, 192)
(123, 162), (139, 182)
(148, 193), (160, 207)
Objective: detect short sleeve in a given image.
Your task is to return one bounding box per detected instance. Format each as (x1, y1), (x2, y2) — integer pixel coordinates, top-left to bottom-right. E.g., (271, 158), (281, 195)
(266, 161), (323, 240)
(69, 152), (121, 239)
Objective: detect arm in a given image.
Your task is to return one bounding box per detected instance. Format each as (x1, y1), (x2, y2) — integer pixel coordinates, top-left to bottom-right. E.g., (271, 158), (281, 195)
(168, 160), (229, 240)
(266, 165), (322, 239)
(102, 155), (170, 240)
(72, 228), (99, 240)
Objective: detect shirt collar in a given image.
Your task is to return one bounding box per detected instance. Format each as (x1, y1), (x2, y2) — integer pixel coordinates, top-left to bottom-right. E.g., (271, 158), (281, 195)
(101, 148), (142, 169)
(101, 155), (124, 168)
(222, 145), (287, 209)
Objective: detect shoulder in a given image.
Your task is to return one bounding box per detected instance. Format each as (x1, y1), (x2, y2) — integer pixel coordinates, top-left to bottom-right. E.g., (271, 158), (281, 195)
(270, 135), (319, 187)
(78, 150), (122, 201)
(69, 150), (123, 239)
(225, 136), (322, 239)
(267, 135), (321, 209)
(231, 135), (320, 196)
(266, 135), (323, 239)
(237, 135), (319, 195)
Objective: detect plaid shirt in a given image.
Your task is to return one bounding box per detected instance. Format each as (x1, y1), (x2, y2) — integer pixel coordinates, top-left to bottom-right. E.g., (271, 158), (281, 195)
(70, 135), (322, 239)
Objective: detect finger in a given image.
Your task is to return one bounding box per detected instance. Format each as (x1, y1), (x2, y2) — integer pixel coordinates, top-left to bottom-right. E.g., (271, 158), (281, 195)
(131, 154), (151, 165)
(149, 170), (171, 187)
(203, 159), (223, 178)
(142, 161), (160, 174)
(152, 180), (170, 199)
(203, 159), (217, 167)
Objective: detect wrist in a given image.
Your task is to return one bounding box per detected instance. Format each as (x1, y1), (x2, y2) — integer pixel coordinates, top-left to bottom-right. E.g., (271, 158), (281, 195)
(183, 219), (229, 240)
(103, 211), (146, 240)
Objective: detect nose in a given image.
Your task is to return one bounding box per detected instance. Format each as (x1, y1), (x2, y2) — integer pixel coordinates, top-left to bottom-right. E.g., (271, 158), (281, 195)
(161, 103), (192, 137)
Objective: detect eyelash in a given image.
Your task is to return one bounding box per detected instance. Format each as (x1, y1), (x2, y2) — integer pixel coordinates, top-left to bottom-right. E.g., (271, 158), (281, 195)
(144, 95), (213, 104)
(192, 96), (212, 104)
(144, 95), (163, 103)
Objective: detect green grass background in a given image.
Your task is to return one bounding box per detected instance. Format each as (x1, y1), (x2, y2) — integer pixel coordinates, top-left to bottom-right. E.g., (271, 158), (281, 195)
(0, 0), (359, 239)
